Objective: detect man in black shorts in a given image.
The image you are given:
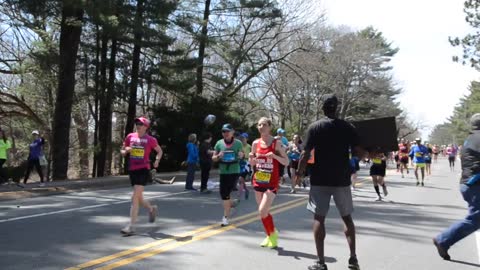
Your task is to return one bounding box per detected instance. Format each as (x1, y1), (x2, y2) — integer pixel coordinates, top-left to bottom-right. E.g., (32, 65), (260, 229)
(297, 95), (362, 270)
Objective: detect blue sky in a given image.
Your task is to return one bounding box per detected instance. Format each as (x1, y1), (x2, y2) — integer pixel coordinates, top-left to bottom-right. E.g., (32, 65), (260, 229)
(317, 0), (479, 137)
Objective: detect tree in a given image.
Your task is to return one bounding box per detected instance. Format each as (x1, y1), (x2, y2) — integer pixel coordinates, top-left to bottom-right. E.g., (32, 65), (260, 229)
(51, 0), (84, 180)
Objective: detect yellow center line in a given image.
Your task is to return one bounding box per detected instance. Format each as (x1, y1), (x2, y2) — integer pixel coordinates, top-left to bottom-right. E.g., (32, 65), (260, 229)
(65, 197), (306, 270)
(95, 199), (307, 270)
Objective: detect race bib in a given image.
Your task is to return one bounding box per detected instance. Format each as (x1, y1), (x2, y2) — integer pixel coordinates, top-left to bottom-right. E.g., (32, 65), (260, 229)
(415, 152), (423, 157)
(131, 146), (145, 159)
(255, 170), (271, 184)
(222, 150), (236, 163)
(372, 158), (382, 165)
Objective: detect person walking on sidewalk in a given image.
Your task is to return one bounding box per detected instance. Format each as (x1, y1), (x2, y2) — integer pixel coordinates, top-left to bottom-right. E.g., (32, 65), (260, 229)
(185, 133), (199, 191)
(23, 130), (45, 186)
(0, 128), (12, 184)
(433, 113), (480, 261)
(199, 132), (214, 193)
(249, 117), (289, 248)
(296, 94), (362, 270)
(120, 117), (162, 235)
(212, 123), (244, 226)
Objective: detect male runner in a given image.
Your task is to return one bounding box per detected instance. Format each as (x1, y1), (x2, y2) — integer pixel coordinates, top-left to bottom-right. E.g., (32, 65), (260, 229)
(409, 138), (429, 186)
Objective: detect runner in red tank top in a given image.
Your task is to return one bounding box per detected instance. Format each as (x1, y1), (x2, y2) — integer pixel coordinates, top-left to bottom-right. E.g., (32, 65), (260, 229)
(249, 117), (289, 248)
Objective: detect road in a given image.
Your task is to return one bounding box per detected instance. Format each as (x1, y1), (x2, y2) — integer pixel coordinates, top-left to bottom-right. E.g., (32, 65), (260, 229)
(0, 158), (478, 270)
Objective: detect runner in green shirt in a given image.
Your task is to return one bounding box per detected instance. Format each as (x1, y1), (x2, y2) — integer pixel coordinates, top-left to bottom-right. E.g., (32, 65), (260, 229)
(0, 129), (12, 183)
(213, 123), (244, 226)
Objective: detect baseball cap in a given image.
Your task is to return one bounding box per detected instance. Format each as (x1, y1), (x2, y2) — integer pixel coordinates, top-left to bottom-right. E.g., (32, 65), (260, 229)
(222, 123), (234, 132)
(471, 113), (480, 130)
(239, 132), (249, 139)
(276, 128), (285, 134)
(134, 117), (150, 128)
(415, 137), (421, 142)
(32, 130), (39, 135)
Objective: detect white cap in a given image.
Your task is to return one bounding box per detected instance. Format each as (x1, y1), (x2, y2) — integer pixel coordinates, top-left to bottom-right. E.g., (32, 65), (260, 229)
(32, 130), (39, 135)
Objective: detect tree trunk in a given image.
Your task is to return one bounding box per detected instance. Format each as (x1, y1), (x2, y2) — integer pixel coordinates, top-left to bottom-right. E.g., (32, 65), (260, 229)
(195, 0), (211, 95)
(92, 25), (101, 178)
(96, 33), (109, 177)
(51, 1), (84, 180)
(124, 0), (144, 173)
(105, 38), (118, 176)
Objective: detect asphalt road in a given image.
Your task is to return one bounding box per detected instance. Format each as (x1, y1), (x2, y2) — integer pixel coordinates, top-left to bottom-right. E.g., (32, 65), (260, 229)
(1, 158), (478, 270)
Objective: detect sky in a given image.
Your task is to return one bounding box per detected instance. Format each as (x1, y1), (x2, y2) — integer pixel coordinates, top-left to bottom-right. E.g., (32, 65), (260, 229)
(317, 0), (479, 138)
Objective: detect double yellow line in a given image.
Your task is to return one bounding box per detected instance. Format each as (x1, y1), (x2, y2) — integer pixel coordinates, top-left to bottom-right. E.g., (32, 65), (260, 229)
(66, 197), (307, 270)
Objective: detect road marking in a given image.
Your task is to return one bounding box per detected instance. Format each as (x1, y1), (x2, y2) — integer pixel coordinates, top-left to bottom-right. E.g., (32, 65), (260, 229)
(94, 199), (307, 270)
(0, 190), (191, 224)
(476, 232), (480, 263)
(65, 197), (307, 270)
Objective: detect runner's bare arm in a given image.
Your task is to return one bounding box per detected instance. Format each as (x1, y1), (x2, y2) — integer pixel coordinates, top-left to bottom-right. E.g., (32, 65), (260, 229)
(249, 141), (257, 167)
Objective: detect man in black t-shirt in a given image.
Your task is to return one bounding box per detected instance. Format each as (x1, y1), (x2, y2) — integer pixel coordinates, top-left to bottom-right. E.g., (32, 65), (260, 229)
(297, 94), (362, 270)
(434, 113), (480, 261)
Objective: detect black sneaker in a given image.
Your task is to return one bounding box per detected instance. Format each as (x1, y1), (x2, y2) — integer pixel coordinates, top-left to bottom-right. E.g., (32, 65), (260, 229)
(348, 256), (360, 270)
(308, 261), (327, 270)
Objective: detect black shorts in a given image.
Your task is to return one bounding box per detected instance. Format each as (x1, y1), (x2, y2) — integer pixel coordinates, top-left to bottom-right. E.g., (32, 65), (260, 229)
(239, 171), (249, 178)
(220, 174), (239, 200)
(400, 157), (409, 164)
(290, 160), (299, 170)
(370, 164), (386, 177)
(425, 159), (432, 164)
(254, 186), (277, 194)
(129, 168), (150, 186)
(448, 156), (456, 162)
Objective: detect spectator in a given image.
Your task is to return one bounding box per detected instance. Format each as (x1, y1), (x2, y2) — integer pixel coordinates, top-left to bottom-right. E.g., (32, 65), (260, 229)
(199, 132), (214, 193)
(185, 133), (199, 191)
(0, 128), (12, 184)
(23, 130), (45, 186)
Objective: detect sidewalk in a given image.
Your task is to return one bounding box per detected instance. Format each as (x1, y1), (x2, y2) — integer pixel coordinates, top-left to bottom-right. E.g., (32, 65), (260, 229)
(0, 169), (219, 201)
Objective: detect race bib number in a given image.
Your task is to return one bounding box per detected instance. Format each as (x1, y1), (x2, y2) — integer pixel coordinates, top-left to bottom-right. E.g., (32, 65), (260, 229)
(222, 150), (236, 163)
(372, 158), (382, 165)
(415, 152), (423, 157)
(131, 146), (145, 159)
(255, 170), (271, 184)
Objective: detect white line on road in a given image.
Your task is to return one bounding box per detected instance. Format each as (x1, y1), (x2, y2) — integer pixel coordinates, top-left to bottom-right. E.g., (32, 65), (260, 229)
(0, 190), (190, 224)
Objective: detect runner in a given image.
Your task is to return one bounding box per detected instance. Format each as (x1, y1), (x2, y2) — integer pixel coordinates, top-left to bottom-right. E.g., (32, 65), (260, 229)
(249, 117), (289, 248)
(120, 117), (162, 235)
(350, 152), (360, 190)
(433, 113), (480, 261)
(287, 134), (303, 193)
(409, 138), (429, 186)
(370, 151), (388, 201)
(296, 94), (361, 270)
(275, 128), (289, 185)
(425, 143), (433, 176)
(0, 128), (11, 184)
(238, 132), (251, 200)
(23, 130), (45, 186)
(432, 144), (439, 163)
(446, 144), (456, 171)
(394, 148), (400, 172)
(212, 123), (243, 226)
(398, 139), (410, 178)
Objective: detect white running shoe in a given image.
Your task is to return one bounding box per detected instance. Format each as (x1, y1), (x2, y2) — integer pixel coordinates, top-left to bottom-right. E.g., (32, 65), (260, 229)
(375, 196), (382, 202)
(121, 225), (135, 235)
(221, 216), (229, 227)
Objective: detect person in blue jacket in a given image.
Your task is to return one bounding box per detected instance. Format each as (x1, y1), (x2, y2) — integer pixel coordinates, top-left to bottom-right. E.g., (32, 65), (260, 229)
(433, 114), (480, 261)
(185, 133), (199, 191)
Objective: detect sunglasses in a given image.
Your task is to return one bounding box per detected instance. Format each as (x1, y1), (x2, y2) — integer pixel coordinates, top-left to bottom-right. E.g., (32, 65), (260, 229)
(135, 122), (144, 126)
(222, 130), (231, 133)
